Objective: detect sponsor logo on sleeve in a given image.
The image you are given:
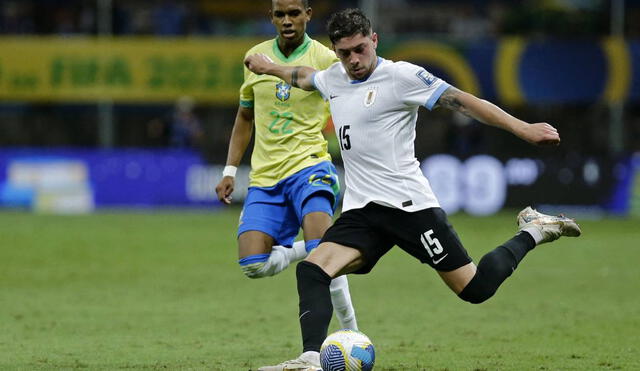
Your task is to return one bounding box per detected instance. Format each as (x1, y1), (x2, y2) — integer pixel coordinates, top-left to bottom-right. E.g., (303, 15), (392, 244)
(416, 69), (436, 86)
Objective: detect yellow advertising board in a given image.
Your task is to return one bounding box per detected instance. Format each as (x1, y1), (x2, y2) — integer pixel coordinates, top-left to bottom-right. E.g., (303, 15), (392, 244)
(0, 37), (263, 103)
(3, 37), (632, 105)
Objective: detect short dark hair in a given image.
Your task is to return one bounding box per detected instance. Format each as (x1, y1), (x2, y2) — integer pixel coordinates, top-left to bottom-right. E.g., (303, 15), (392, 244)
(327, 8), (371, 44)
(272, 0), (309, 9)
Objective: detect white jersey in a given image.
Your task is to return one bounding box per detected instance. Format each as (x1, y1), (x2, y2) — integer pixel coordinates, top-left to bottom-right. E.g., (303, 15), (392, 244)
(312, 57), (450, 212)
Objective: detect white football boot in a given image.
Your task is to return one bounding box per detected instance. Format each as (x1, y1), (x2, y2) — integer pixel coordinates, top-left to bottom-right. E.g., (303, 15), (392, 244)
(257, 351), (321, 371)
(517, 206), (581, 245)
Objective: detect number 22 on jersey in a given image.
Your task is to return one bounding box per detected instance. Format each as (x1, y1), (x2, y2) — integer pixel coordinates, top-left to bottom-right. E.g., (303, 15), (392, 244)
(269, 111), (294, 135)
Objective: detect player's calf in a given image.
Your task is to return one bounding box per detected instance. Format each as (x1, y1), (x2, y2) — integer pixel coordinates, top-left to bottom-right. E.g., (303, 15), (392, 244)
(459, 207), (581, 304)
(458, 232), (535, 304)
(297, 261), (333, 352)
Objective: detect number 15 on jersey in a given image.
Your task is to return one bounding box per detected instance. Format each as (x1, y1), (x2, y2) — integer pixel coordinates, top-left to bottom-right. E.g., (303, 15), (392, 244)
(339, 125), (351, 150)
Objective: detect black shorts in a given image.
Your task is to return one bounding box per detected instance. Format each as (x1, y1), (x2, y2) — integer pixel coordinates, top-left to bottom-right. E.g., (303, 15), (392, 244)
(321, 203), (472, 274)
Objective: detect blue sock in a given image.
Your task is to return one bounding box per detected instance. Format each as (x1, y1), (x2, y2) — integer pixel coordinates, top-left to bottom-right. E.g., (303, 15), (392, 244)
(238, 253), (270, 277)
(238, 253), (270, 266)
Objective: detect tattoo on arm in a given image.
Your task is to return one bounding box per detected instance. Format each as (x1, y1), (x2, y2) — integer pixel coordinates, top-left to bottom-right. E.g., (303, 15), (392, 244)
(436, 87), (470, 116)
(291, 67), (301, 88)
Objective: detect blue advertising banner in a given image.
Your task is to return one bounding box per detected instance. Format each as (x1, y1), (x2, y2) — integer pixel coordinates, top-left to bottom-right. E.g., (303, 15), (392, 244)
(0, 149), (633, 215)
(0, 149), (243, 209)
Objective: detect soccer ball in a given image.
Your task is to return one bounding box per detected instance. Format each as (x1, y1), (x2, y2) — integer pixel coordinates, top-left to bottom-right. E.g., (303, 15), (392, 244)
(320, 329), (375, 371)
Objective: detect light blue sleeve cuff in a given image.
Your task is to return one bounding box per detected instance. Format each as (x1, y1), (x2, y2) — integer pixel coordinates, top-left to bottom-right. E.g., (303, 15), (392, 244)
(425, 82), (451, 111)
(239, 100), (254, 108)
(311, 72), (326, 99)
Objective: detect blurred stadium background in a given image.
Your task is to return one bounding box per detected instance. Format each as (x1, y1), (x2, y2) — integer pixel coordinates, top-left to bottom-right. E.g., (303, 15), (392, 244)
(1, 0), (639, 216)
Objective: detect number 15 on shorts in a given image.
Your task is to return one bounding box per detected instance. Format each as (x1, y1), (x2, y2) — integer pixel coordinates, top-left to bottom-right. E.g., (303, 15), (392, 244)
(420, 229), (447, 264)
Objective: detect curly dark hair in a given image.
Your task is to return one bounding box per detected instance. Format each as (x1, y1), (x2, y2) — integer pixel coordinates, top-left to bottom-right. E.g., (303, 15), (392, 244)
(327, 8), (372, 44)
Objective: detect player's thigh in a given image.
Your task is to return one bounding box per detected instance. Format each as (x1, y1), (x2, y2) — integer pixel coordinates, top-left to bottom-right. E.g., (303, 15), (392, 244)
(301, 210), (333, 241)
(320, 205), (394, 274)
(306, 242), (366, 278)
(390, 206), (472, 272)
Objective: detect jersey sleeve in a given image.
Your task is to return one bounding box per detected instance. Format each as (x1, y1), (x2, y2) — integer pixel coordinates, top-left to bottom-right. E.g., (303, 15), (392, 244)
(238, 52), (255, 108)
(310, 42), (338, 101)
(393, 62), (450, 111)
(311, 69), (330, 100)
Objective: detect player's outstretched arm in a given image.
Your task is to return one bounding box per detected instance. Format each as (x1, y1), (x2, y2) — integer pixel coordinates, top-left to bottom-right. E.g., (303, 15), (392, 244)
(244, 53), (317, 91)
(435, 86), (560, 146)
(215, 105), (254, 204)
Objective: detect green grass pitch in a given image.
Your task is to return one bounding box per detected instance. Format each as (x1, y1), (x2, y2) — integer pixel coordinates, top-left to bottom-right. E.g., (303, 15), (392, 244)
(1, 208), (638, 370)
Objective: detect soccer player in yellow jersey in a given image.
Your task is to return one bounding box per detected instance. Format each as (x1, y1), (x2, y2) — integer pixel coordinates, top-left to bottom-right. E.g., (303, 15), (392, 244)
(215, 0), (358, 362)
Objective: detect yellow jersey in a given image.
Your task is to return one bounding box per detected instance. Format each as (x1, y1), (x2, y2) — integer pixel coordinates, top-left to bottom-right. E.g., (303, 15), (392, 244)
(239, 34), (338, 187)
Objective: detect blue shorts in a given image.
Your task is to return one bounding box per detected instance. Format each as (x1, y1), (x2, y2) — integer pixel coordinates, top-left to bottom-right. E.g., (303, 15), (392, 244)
(238, 161), (340, 247)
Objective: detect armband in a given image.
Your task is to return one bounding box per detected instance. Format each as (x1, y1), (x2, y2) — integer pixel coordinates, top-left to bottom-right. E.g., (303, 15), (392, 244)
(291, 67), (301, 88)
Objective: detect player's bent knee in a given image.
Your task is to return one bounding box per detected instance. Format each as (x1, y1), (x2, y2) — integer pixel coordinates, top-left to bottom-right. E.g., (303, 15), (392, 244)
(297, 260), (332, 287)
(458, 247), (516, 304)
(457, 270), (496, 304)
(238, 253), (270, 279)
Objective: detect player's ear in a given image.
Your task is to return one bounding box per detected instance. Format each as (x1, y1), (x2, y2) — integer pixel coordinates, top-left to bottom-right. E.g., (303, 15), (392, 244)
(371, 32), (378, 49)
(306, 7), (312, 21)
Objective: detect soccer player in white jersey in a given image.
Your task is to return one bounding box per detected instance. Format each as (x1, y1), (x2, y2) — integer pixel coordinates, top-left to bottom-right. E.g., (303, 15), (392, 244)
(245, 8), (582, 370)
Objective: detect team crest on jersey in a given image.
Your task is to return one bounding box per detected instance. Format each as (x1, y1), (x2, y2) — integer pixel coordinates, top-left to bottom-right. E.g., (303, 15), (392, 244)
(363, 87), (377, 107)
(275, 81), (291, 102)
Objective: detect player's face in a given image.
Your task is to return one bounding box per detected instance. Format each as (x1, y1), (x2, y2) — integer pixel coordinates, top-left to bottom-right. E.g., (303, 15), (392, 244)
(270, 0), (311, 46)
(333, 32), (379, 81)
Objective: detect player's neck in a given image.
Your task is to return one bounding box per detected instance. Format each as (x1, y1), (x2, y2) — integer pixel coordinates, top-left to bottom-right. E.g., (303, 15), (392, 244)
(277, 37), (304, 58)
(349, 56), (381, 82)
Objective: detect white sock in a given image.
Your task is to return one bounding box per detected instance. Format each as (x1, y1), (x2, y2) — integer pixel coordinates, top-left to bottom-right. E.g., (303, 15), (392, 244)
(522, 227), (543, 245)
(329, 275), (358, 330)
(254, 241), (309, 277)
(254, 245), (290, 277)
(286, 240), (308, 262)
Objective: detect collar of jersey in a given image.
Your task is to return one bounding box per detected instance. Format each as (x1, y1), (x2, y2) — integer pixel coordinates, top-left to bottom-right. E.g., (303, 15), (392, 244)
(272, 34), (312, 63)
(350, 57), (383, 84)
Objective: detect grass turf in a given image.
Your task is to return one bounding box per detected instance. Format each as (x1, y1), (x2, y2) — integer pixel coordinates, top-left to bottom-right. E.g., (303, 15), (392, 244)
(0, 208), (638, 370)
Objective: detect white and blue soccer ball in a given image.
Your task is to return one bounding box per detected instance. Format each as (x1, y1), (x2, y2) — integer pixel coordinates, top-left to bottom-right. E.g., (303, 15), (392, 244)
(320, 329), (375, 371)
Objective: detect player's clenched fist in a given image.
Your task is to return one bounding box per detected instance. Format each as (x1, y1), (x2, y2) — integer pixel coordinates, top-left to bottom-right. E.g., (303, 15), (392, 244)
(244, 53), (275, 75)
(215, 176), (234, 205)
